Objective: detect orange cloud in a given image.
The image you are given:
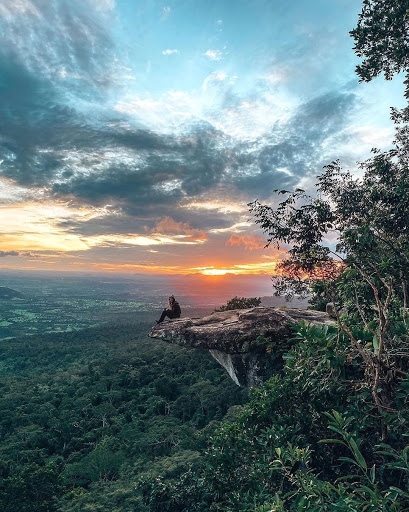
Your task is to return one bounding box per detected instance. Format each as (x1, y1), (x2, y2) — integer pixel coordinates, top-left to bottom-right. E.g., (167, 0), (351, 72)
(91, 262), (185, 274)
(91, 260), (279, 276)
(226, 233), (266, 250)
(153, 216), (208, 241)
(192, 260), (279, 275)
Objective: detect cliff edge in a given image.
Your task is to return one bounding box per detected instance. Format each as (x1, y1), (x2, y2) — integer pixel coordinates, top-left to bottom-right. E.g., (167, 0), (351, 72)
(149, 307), (333, 387)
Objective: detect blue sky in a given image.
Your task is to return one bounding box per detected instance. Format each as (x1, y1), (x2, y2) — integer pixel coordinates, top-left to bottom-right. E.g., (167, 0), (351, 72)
(0, 0), (405, 275)
(120, 0), (359, 94)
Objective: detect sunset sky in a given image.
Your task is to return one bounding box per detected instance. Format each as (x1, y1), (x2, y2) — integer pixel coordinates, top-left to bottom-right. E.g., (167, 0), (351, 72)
(0, 0), (405, 276)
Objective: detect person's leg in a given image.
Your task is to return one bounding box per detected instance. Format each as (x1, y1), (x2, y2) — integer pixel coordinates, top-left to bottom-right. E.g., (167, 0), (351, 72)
(157, 309), (176, 323)
(157, 309), (168, 323)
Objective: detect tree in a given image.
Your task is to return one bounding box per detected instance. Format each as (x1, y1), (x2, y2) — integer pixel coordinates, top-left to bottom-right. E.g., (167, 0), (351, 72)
(249, 139), (409, 419)
(215, 296), (261, 312)
(249, 0), (409, 424)
(350, 0), (409, 97)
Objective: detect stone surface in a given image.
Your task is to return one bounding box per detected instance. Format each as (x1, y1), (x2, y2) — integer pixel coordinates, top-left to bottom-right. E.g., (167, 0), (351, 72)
(326, 302), (347, 319)
(149, 307), (333, 387)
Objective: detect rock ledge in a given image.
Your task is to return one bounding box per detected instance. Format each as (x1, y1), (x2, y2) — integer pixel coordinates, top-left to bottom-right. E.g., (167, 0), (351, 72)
(149, 307), (333, 387)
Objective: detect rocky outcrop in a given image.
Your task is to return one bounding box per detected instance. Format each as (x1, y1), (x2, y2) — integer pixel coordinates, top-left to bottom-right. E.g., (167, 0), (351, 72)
(149, 307), (333, 387)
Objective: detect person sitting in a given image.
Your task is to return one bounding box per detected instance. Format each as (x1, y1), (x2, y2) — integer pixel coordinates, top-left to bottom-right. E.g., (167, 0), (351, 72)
(156, 295), (181, 324)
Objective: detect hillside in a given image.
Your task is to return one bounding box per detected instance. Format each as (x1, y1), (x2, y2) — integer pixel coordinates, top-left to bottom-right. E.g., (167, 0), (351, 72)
(0, 286), (24, 299)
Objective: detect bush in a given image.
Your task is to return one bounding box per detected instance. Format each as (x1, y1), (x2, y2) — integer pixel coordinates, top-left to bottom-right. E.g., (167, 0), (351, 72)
(215, 296), (261, 312)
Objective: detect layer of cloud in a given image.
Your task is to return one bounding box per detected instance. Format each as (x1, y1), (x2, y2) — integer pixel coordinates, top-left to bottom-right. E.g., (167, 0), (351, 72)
(0, 250), (20, 257)
(153, 216), (208, 241)
(0, 0), (120, 89)
(226, 233), (266, 250)
(0, 59), (357, 237)
(86, 233), (207, 247)
(162, 49), (179, 55)
(0, 0), (373, 273)
(203, 49), (223, 61)
(161, 6), (170, 20)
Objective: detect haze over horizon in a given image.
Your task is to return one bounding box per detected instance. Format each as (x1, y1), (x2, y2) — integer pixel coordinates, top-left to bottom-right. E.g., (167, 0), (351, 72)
(0, 0), (405, 278)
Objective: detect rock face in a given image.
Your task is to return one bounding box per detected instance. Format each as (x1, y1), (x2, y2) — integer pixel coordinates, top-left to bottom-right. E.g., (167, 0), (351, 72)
(149, 307), (333, 387)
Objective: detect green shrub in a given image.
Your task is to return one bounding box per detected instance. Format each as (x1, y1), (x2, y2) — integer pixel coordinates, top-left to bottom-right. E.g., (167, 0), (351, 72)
(215, 296), (262, 311)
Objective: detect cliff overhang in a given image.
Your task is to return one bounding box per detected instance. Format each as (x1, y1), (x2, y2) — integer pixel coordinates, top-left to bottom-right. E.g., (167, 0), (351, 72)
(149, 307), (333, 387)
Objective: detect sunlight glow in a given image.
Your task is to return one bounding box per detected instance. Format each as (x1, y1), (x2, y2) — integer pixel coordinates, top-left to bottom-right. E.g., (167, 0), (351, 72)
(201, 268), (229, 276)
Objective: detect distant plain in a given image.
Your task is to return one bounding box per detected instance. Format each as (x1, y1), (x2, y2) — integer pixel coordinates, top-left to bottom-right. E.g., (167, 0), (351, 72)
(0, 271), (308, 339)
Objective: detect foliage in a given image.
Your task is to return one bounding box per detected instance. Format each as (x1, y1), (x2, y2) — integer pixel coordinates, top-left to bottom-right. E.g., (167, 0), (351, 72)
(308, 280), (331, 311)
(215, 296), (261, 311)
(350, 0), (409, 96)
(247, 0), (409, 421)
(144, 322), (409, 511)
(0, 323), (246, 511)
(269, 411), (409, 511)
(249, 144), (409, 414)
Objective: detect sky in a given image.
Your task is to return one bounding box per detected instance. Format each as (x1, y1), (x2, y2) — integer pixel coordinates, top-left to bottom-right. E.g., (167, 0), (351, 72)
(0, 0), (405, 277)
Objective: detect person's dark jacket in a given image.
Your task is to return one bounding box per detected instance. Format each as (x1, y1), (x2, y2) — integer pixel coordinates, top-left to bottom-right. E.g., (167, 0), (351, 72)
(171, 301), (181, 317)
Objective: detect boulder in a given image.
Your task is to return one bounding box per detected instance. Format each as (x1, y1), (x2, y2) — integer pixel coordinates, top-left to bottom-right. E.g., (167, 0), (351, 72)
(149, 307), (333, 387)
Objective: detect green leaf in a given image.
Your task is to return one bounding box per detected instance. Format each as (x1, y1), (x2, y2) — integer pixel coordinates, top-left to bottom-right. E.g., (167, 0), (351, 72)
(348, 437), (367, 471)
(318, 439), (347, 447)
(336, 474), (363, 482)
(370, 464), (376, 484)
(328, 425), (344, 436)
(389, 486), (409, 498)
(339, 456), (361, 468)
(357, 485), (378, 500)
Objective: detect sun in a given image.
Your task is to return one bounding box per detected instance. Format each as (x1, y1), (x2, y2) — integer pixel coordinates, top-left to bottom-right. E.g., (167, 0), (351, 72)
(201, 268), (229, 276)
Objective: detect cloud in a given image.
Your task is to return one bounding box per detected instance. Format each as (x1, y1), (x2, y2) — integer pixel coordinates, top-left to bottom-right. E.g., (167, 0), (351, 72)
(162, 49), (179, 55)
(0, 32), (357, 233)
(161, 6), (171, 20)
(86, 233), (206, 247)
(0, 202), (114, 253)
(0, 56), (357, 239)
(182, 200), (247, 214)
(189, 260), (279, 275)
(204, 49), (223, 61)
(153, 216), (208, 241)
(0, 1), (359, 259)
(0, 0), (40, 17)
(230, 90), (357, 198)
(89, 0), (116, 11)
(0, 250), (20, 257)
(0, 0), (128, 190)
(210, 222), (250, 234)
(226, 233), (266, 250)
(0, 0), (120, 90)
(49, 123), (229, 210)
(202, 70), (228, 91)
